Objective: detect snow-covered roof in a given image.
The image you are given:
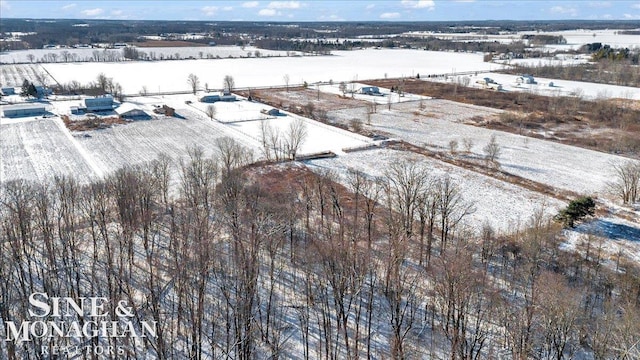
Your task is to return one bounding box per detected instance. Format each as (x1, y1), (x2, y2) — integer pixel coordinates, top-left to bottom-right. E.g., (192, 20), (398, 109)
(2, 103), (47, 110)
(115, 102), (143, 115)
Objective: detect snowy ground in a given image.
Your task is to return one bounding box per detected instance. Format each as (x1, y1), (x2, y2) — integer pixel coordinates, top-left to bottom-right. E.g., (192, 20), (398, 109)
(317, 82), (430, 104)
(1, 93), (372, 184)
(328, 100), (630, 199)
(0, 63), (56, 87)
(0, 45), (297, 64)
(403, 29), (640, 50)
(305, 148), (565, 233)
(563, 215), (640, 267)
(0, 117), (97, 184)
(41, 49), (501, 94)
(494, 54), (592, 67)
(521, 29), (640, 51)
(458, 72), (640, 100)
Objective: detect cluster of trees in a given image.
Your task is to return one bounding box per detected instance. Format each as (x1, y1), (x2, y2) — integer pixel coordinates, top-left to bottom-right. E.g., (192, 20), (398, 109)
(20, 79), (38, 98)
(590, 44), (640, 63)
(259, 118), (307, 160)
(1, 145), (639, 359)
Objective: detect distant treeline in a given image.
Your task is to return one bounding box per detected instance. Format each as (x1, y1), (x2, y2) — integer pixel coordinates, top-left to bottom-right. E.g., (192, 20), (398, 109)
(3, 18), (640, 51)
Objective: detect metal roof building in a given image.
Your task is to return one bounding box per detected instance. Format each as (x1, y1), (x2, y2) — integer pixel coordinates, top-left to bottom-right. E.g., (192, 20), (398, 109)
(1, 103), (46, 118)
(85, 95), (114, 112)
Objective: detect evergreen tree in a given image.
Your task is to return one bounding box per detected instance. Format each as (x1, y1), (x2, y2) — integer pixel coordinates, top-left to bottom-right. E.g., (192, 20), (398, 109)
(554, 196), (595, 228)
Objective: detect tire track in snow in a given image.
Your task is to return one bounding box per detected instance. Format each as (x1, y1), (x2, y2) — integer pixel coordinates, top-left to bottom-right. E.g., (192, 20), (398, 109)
(52, 117), (106, 179)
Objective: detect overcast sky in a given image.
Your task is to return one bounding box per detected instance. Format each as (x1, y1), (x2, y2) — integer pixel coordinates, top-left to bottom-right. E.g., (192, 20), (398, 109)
(1, 0), (640, 21)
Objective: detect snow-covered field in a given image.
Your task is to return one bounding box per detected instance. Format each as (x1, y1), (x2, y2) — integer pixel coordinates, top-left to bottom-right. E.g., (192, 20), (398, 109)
(328, 100), (629, 198)
(41, 49), (500, 94)
(403, 29), (640, 50)
(466, 72), (640, 100)
(306, 148), (565, 233)
(0, 93), (372, 184)
(494, 54), (592, 67)
(0, 45), (296, 64)
(522, 29), (640, 51)
(0, 63), (56, 87)
(0, 117), (97, 183)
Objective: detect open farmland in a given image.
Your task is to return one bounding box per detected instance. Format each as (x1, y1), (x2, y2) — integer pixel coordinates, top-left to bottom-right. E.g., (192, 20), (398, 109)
(305, 148), (566, 233)
(2, 16), (640, 360)
(0, 118), (97, 183)
(328, 100), (630, 198)
(0, 45), (296, 64)
(0, 63), (56, 87)
(41, 49), (500, 93)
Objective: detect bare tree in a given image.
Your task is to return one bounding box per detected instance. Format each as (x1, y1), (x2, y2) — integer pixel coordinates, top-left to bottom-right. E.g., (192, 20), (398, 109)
(206, 104), (216, 121)
(610, 160), (640, 204)
(339, 82), (347, 96)
(283, 74), (290, 92)
(435, 176), (474, 251)
(462, 137), (474, 153)
(96, 72), (109, 91)
(483, 134), (501, 166)
(187, 73), (200, 95)
(223, 75), (235, 93)
(286, 118), (308, 160)
(215, 137), (253, 176)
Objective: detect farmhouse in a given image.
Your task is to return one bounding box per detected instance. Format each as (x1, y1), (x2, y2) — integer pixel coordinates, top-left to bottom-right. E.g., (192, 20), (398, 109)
(85, 95), (114, 112)
(2, 103), (46, 118)
(115, 103), (148, 119)
(517, 74), (536, 84)
(200, 92), (236, 103)
(360, 86), (382, 96)
(34, 86), (52, 98)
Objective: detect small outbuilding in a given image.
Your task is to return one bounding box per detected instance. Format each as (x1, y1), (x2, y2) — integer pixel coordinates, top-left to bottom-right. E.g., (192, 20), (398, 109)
(516, 74), (536, 85)
(1, 87), (16, 96)
(2, 103), (46, 118)
(200, 95), (221, 103)
(85, 95), (114, 112)
(261, 108), (283, 116)
(360, 86), (382, 96)
(115, 103), (147, 119)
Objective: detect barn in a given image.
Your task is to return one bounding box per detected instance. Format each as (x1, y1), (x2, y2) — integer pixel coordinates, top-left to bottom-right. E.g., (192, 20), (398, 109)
(85, 95), (114, 112)
(115, 103), (148, 119)
(2, 103), (46, 118)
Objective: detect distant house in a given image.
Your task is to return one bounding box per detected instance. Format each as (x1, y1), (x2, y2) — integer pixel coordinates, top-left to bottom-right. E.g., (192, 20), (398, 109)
(200, 95), (221, 103)
(516, 75), (536, 85)
(115, 103), (147, 119)
(85, 95), (114, 112)
(360, 86), (382, 96)
(1, 87), (16, 96)
(200, 92), (236, 103)
(261, 108), (282, 116)
(2, 103), (46, 118)
(34, 86), (52, 98)
(476, 77), (502, 90)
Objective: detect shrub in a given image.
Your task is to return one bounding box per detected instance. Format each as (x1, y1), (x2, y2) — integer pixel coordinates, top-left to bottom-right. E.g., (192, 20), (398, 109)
(554, 196), (595, 228)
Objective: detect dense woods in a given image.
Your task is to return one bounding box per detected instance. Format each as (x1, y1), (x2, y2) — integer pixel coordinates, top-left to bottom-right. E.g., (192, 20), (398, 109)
(1, 141), (638, 359)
